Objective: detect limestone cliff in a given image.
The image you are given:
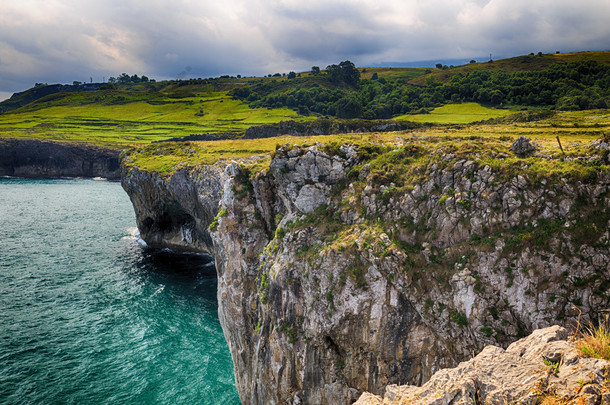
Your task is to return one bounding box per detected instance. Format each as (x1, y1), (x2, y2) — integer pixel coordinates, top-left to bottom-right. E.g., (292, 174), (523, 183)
(0, 138), (121, 179)
(355, 325), (610, 404)
(121, 136), (610, 404)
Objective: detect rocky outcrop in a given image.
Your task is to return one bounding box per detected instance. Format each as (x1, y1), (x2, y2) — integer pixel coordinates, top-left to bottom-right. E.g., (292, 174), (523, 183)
(160, 119), (423, 144)
(511, 136), (537, 156)
(121, 163), (228, 252)
(355, 325), (610, 404)
(121, 138), (610, 404)
(244, 119), (422, 139)
(0, 138), (121, 179)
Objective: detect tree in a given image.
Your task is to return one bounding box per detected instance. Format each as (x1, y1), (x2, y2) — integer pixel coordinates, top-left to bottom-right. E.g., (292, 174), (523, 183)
(470, 60), (476, 64)
(334, 94), (362, 118)
(287, 71), (296, 79)
(326, 60), (360, 86)
(436, 63), (443, 69)
(311, 66), (321, 75)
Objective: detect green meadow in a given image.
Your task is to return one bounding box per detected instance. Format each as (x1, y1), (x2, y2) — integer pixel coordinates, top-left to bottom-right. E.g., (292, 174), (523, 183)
(395, 103), (514, 124)
(1, 51), (608, 151)
(123, 109), (610, 176)
(0, 91), (308, 147)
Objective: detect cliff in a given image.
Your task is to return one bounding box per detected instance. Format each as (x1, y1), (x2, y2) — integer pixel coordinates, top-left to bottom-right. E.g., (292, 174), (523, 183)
(355, 325), (610, 404)
(121, 135), (610, 404)
(0, 138), (121, 179)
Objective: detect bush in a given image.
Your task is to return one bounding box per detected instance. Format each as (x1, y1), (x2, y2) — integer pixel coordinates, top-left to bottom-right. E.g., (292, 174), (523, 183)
(450, 309), (469, 326)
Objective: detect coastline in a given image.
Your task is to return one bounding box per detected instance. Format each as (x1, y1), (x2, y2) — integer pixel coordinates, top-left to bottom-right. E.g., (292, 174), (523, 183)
(0, 138), (122, 180)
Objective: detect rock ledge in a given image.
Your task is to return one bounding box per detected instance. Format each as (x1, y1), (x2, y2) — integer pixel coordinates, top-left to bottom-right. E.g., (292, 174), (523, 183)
(356, 325), (610, 405)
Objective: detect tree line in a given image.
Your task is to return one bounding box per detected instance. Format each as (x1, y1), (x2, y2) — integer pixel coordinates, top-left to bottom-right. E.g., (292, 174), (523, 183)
(107, 73), (153, 84)
(229, 60), (610, 119)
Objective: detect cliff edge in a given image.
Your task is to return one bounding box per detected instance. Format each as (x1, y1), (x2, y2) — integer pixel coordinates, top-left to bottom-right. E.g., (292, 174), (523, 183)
(121, 135), (610, 404)
(356, 325), (610, 404)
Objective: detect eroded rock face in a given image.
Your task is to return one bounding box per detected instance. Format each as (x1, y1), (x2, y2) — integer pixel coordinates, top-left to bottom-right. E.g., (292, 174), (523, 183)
(121, 164), (227, 252)
(355, 325), (610, 405)
(121, 141), (610, 405)
(0, 138), (121, 179)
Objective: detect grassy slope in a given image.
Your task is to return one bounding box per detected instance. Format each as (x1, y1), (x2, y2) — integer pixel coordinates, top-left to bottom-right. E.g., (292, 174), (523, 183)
(123, 109), (610, 176)
(409, 51), (610, 85)
(1, 51), (609, 148)
(395, 103), (514, 124)
(0, 90), (307, 147)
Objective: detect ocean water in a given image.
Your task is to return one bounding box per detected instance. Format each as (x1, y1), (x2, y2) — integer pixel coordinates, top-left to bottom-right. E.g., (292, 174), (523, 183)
(0, 178), (239, 405)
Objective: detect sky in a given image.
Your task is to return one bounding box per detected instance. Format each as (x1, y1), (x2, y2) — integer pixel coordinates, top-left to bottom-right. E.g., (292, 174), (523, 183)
(1, 0), (609, 101)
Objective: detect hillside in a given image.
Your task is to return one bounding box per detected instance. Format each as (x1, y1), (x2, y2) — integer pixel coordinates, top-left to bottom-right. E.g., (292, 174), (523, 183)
(1, 51), (608, 149)
(408, 51), (610, 85)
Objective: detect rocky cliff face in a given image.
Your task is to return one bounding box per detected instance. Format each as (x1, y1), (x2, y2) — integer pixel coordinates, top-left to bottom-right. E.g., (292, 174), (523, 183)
(121, 163), (227, 252)
(355, 325), (610, 404)
(121, 137), (610, 404)
(0, 138), (121, 179)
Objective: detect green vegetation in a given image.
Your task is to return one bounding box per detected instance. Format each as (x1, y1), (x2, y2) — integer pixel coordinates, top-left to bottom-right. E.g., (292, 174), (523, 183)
(479, 326), (494, 337)
(258, 272), (269, 304)
(2, 51), (609, 148)
(450, 310), (469, 327)
(0, 90), (305, 147)
(279, 321), (298, 344)
(395, 102), (513, 124)
(231, 55), (610, 119)
(410, 51), (610, 86)
(543, 358), (560, 375)
(208, 208), (227, 232)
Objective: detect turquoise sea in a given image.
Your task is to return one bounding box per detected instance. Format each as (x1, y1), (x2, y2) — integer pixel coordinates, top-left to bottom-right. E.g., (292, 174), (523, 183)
(0, 178), (239, 404)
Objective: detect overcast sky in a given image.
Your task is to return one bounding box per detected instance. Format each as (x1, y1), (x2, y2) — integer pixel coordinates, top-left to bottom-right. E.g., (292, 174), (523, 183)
(1, 0), (609, 101)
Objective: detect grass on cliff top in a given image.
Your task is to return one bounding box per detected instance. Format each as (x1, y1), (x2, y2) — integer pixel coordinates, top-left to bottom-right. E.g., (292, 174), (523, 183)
(576, 317), (610, 361)
(0, 92), (308, 147)
(123, 109), (609, 177)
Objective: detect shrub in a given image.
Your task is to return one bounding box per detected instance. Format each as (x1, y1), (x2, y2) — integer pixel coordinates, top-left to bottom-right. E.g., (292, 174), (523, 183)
(479, 326), (493, 337)
(450, 309), (469, 326)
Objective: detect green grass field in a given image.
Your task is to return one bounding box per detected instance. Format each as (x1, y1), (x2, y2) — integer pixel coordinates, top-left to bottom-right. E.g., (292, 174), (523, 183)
(395, 103), (514, 124)
(0, 92), (309, 147)
(123, 109), (610, 176)
(2, 51), (608, 150)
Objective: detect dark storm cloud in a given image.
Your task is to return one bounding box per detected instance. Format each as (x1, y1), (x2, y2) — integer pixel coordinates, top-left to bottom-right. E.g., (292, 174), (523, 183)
(1, 0), (609, 100)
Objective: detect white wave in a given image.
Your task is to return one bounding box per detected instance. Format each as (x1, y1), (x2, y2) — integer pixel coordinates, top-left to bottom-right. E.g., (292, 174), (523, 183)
(150, 285), (165, 298)
(122, 227), (148, 247)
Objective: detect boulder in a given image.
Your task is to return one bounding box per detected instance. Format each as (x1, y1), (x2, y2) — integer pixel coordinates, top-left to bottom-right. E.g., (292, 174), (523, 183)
(511, 136), (536, 156)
